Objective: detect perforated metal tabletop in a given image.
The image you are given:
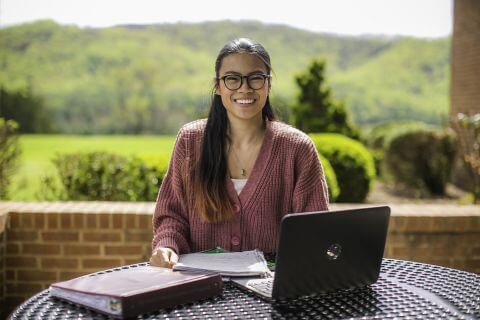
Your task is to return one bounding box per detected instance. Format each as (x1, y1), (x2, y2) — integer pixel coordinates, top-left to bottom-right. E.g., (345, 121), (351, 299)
(9, 259), (480, 319)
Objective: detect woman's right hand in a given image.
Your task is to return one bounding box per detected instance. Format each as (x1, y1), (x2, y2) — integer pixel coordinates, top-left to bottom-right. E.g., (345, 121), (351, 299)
(149, 247), (179, 268)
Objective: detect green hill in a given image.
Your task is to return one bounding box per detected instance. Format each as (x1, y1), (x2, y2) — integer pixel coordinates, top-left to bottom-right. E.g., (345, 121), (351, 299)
(0, 20), (449, 134)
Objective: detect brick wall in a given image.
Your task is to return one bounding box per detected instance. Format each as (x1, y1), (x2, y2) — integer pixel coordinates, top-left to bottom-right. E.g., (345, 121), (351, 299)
(1, 202), (479, 317)
(451, 0), (480, 115)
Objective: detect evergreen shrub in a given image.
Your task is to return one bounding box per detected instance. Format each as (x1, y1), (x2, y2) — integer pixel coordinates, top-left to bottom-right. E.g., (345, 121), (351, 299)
(44, 152), (168, 201)
(318, 153), (340, 202)
(310, 133), (375, 202)
(384, 130), (457, 195)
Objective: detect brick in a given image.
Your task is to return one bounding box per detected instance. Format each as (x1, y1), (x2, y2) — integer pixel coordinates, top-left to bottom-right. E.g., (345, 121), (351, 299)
(6, 283), (43, 295)
(112, 215), (124, 229)
(59, 271), (89, 281)
(406, 216), (433, 232)
(105, 245), (143, 255)
(5, 297), (27, 312)
(125, 215), (137, 228)
(82, 259), (121, 269)
(85, 214), (97, 228)
(42, 231), (79, 242)
(8, 214), (21, 228)
(33, 214), (45, 228)
(124, 258), (145, 265)
(98, 214), (110, 228)
(391, 247), (410, 259)
(390, 216), (408, 232)
(20, 214), (33, 228)
(23, 243), (61, 255)
(465, 258), (480, 271)
(431, 217), (465, 232)
(6, 270), (16, 280)
(6, 257), (38, 268)
(6, 243), (19, 254)
(471, 246), (480, 257)
(72, 213), (84, 229)
(83, 232), (121, 242)
(60, 214), (72, 229)
(419, 258), (449, 268)
(41, 258), (78, 269)
(469, 216), (480, 231)
(383, 246), (394, 257)
(450, 259), (467, 271)
(125, 231), (151, 242)
(64, 244), (100, 255)
(138, 215), (150, 229)
(47, 213), (59, 229)
(385, 233), (409, 246)
(17, 270), (57, 282)
(410, 246), (431, 258)
(430, 247), (456, 258)
(7, 230), (38, 241)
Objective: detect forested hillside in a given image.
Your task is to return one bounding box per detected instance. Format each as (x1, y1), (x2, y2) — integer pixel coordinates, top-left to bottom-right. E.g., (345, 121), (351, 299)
(0, 20), (450, 134)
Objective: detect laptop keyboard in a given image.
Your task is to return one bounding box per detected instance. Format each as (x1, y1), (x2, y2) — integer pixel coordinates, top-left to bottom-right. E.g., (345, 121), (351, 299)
(247, 278), (273, 296)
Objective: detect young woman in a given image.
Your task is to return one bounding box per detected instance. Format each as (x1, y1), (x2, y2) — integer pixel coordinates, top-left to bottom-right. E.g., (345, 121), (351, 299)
(150, 38), (329, 268)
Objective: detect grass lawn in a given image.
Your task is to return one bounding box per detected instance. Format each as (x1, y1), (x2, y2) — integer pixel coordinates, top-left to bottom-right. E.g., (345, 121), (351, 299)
(8, 135), (176, 201)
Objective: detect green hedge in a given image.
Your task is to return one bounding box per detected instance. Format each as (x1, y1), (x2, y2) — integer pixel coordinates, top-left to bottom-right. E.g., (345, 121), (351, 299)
(318, 153), (340, 202)
(43, 152), (168, 201)
(0, 118), (21, 199)
(311, 133), (376, 203)
(384, 129), (457, 195)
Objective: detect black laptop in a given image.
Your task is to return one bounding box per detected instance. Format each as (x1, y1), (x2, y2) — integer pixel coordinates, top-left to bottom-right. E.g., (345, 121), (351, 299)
(232, 206), (391, 300)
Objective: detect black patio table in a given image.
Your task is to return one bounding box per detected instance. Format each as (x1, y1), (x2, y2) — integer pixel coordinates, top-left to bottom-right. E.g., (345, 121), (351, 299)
(8, 258), (480, 319)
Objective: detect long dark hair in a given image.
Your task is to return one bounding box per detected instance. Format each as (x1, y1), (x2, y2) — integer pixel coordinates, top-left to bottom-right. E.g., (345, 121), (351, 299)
(193, 38), (277, 223)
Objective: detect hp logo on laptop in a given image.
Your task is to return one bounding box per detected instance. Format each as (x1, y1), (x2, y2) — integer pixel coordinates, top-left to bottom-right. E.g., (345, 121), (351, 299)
(326, 243), (342, 260)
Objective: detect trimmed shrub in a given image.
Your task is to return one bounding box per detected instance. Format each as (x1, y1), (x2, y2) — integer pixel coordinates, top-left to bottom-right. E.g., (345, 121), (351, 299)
(384, 129), (457, 195)
(311, 133), (376, 202)
(43, 152), (168, 201)
(0, 118), (21, 199)
(318, 153), (340, 202)
(363, 121), (435, 178)
(363, 120), (434, 150)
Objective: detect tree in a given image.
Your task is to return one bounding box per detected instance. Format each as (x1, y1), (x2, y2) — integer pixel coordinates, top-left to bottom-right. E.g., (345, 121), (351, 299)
(292, 59), (360, 139)
(0, 87), (55, 133)
(0, 118), (21, 199)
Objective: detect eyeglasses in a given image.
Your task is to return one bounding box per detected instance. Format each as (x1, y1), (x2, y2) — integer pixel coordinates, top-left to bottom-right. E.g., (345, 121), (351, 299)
(217, 73), (270, 90)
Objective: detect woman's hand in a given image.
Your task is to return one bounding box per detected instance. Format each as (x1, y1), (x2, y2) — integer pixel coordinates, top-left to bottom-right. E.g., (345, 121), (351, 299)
(149, 247), (179, 268)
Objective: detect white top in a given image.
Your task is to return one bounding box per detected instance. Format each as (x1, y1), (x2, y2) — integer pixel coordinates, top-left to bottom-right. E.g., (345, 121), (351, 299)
(231, 178), (248, 195)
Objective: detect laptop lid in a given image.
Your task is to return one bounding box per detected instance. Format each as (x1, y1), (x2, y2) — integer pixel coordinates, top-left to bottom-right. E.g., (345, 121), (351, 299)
(272, 205), (391, 299)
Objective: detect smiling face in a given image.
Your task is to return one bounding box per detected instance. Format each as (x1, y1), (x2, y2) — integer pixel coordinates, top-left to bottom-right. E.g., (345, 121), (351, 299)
(216, 53), (271, 123)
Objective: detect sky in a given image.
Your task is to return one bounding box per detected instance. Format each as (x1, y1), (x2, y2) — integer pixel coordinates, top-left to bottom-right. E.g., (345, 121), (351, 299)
(0, 0), (453, 38)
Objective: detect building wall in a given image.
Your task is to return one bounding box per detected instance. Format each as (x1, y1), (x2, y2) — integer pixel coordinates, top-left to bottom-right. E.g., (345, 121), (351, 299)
(451, 0), (480, 116)
(1, 202), (479, 317)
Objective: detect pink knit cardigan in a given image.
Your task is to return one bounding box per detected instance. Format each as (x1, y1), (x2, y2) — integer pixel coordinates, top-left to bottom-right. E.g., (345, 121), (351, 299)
(152, 119), (329, 254)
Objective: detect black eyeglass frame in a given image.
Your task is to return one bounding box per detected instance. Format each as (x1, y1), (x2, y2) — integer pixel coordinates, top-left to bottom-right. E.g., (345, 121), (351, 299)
(216, 73), (271, 91)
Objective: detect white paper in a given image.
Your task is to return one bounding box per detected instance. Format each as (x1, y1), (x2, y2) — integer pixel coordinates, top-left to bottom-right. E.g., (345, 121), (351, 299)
(173, 250), (270, 277)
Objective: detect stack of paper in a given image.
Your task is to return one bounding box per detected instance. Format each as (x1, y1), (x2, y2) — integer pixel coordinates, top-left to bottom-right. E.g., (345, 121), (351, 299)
(173, 250), (270, 277)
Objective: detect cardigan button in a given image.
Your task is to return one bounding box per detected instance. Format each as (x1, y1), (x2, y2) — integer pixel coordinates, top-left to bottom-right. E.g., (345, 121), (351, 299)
(233, 204), (241, 213)
(231, 236), (240, 246)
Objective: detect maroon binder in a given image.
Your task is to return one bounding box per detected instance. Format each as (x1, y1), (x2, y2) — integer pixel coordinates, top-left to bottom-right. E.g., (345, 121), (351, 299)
(49, 265), (223, 318)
